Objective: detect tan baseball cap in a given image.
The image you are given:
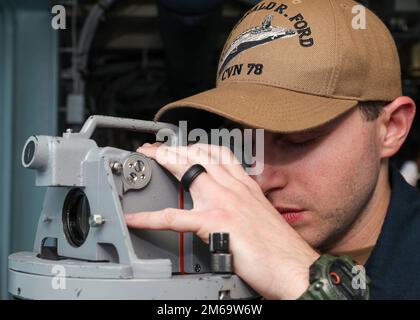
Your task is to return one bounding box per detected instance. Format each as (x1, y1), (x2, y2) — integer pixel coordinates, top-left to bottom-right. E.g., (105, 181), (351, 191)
(155, 0), (402, 132)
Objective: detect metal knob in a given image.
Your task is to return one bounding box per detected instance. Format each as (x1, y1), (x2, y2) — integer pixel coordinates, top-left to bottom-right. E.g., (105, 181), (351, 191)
(89, 214), (106, 228)
(209, 233), (232, 274)
(22, 136), (49, 170)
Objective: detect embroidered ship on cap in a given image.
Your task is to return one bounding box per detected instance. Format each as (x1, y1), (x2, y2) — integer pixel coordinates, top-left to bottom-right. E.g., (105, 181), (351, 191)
(219, 14), (296, 76)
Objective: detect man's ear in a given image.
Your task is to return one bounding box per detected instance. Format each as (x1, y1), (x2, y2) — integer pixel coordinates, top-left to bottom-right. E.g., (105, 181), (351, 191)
(380, 96), (416, 158)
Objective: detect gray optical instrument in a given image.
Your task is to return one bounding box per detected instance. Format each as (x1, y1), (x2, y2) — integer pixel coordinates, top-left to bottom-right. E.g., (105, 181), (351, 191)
(8, 115), (256, 300)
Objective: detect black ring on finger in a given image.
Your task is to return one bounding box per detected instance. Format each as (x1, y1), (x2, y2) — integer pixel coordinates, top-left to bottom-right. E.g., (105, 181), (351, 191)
(181, 164), (207, 191)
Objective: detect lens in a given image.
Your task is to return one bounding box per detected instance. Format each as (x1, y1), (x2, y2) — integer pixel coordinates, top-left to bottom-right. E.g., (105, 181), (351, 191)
(23, 140), (36, 166)
(62, 188), (90, 247)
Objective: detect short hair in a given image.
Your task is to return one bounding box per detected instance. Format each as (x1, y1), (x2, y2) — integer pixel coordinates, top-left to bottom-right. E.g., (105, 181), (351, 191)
(358, 101), (389, 121)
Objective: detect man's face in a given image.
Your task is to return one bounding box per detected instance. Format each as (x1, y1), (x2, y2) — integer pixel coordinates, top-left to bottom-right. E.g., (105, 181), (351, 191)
(252, 107), (383, 251)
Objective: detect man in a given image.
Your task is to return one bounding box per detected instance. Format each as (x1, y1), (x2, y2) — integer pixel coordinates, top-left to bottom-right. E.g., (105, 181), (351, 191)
(125, 0), (420, 299)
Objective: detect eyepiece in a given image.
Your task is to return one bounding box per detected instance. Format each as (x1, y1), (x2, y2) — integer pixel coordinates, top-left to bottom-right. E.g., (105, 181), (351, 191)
(22, 136), (49, 170)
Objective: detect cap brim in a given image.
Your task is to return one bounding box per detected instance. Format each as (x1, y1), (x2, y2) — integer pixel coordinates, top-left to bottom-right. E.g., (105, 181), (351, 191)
(155, 83), (358, 133)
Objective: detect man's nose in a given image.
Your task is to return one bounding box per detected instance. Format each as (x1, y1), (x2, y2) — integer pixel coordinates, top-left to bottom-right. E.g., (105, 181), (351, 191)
(253, 163), (287, 196)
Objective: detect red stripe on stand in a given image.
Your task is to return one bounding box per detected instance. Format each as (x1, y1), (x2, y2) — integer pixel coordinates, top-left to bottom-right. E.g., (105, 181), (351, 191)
(179, 185), (185, 274)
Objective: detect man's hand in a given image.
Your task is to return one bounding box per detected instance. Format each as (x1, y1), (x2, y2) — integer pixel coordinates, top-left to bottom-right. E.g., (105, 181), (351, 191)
(125, 142), (319, 299)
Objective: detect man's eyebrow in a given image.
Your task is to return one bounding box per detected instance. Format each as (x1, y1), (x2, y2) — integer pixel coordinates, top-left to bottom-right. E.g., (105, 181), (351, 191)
(287, 118), (341, 136)
(221, 119), (334, 135)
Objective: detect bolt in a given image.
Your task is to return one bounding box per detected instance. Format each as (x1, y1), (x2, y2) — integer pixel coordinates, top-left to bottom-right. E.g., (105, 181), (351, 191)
(194, 264), (201, 273)
(315, 282), (323, 290)
(66, 128), (73, 133)
(133, 160), (145, 172)
(129, 172), (138, 182)
(210, 233), (229, 253)
(110, 161), (123, 175)
(219, 290), (231, 300)
(89, 214), (106, 227)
